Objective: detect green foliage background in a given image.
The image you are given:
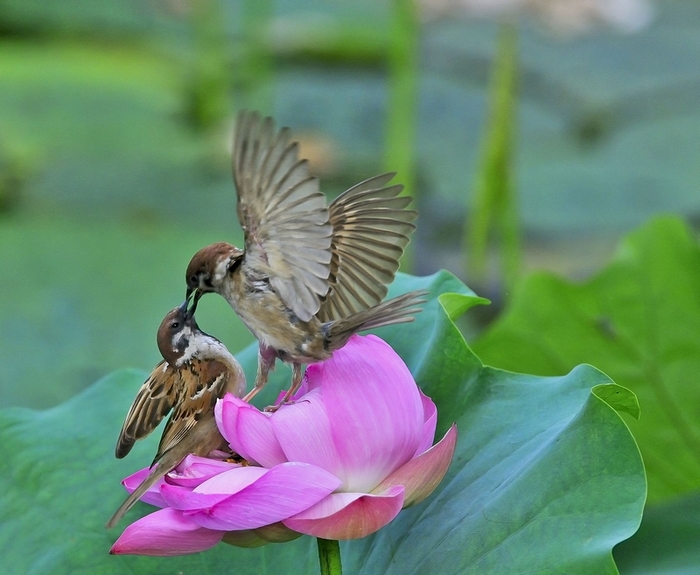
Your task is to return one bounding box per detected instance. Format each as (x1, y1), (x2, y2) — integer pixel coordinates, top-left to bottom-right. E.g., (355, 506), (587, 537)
(2, 1), (700, 573)
(475, 217), (700, 574)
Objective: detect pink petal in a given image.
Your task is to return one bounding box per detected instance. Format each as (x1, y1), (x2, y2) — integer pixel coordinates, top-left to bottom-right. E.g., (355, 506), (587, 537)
(311, 335), (424, 492)
(161, 466), (268, 510)
(215, 394), (253, 460)
(194, 465), (266, 493)
(373, 424), (458, 507)
(235, 405), (288, 468)
(109, 508), (224, 556)
(284, 486), (405, 540)
(413, 389), (438, 457)
(166, 456), (239, 488)
(122, 468), (167, 507)
(186, 462), (342, 531)
(270, 388), (344, 479)
(159, 484), (234, 511)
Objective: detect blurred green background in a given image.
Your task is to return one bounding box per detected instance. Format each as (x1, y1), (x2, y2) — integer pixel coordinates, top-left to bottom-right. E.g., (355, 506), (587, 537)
(1, 0), (699, 409)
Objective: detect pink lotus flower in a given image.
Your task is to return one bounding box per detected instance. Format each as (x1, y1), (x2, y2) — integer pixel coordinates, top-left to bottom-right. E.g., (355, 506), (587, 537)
(110, 334), (457, 556)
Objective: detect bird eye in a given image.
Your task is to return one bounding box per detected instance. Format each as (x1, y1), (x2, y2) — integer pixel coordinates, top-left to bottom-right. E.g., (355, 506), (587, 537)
(189, 275), (198, 286)
(171, 321), (180, 329)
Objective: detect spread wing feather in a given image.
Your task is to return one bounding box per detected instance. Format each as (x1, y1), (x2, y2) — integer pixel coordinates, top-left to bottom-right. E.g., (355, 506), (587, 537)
(318, 173), (417, 323)
(233, 111), (333, 322)
(115, 361), (178, 459)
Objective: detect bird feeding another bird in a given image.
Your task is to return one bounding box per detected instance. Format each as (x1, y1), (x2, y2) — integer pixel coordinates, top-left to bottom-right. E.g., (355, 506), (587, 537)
(107, 111), (427, 526)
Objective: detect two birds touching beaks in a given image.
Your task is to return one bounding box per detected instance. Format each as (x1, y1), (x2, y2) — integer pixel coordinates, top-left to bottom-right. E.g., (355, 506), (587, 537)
(106, 111), (426, 529)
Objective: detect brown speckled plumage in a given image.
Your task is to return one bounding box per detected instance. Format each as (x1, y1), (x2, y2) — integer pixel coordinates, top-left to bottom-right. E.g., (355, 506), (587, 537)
(106, 303), (245, 528)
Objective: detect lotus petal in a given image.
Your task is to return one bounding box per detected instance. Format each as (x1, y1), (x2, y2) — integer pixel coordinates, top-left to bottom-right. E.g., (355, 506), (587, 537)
(109, 508), (224, 557)
(187, 462), (341, 531)
(284, 485), (405, 540)
(311, 335), (424, 492)
(374, 424), (458, 507)
(122, 468), (167, 508)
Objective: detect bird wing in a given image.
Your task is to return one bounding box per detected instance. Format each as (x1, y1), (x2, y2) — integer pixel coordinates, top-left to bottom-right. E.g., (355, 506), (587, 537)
(115, 360), (179, 459)
(232, 110), (333, 322)
(317, 173), (417, 322)
(152, 358), (229, 464)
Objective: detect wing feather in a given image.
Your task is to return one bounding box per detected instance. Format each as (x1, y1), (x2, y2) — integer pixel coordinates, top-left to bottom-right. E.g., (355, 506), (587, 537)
(318, 173), (417, 322)
(233, 111), (333, 321)
(115, 361), (178, 459)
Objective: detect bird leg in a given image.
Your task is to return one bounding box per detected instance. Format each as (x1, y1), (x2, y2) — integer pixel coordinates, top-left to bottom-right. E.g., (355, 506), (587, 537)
(242, 345), (277, 403)
(264, 363), (304, 412)
(281, 363), (304, 403)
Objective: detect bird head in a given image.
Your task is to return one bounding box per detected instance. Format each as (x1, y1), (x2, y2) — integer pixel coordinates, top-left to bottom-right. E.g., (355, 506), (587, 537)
(185, 242), (244, 306)
(156, 300), (201, 366)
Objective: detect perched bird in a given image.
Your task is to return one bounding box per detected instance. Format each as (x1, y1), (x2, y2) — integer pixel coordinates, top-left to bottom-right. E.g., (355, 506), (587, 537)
(185, 110), (426, 404)
(106, 301), (246, 528)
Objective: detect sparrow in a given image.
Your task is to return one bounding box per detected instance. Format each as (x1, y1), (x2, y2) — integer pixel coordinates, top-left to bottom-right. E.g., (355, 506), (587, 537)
(185, 110), (426, 404)
(106, 300), (246, 528)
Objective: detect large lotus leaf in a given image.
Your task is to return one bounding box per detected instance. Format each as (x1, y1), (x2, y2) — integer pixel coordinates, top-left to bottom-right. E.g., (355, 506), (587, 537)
(473, 216), (700, 504)
(0, 271), (645, 574)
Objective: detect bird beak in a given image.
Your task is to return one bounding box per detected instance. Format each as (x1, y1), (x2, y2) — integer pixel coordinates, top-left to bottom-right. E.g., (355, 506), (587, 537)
(186, 288), (203, 318)
(178, 299), (189, 314)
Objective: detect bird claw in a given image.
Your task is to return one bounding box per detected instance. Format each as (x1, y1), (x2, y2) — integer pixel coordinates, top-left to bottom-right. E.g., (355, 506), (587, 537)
(264, 399), (292, 413)
(264, 397), (311, 412)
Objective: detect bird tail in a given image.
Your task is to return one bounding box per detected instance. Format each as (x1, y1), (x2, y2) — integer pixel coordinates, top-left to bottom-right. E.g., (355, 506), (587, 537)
(324, 289), (428, 352)
(105, 463), (166, 529)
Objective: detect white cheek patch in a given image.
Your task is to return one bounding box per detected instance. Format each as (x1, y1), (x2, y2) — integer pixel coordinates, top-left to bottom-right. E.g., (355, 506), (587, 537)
(213, 258), (231, 285)
(173, 326), (193, 346)
(174, 326), (195, 365)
